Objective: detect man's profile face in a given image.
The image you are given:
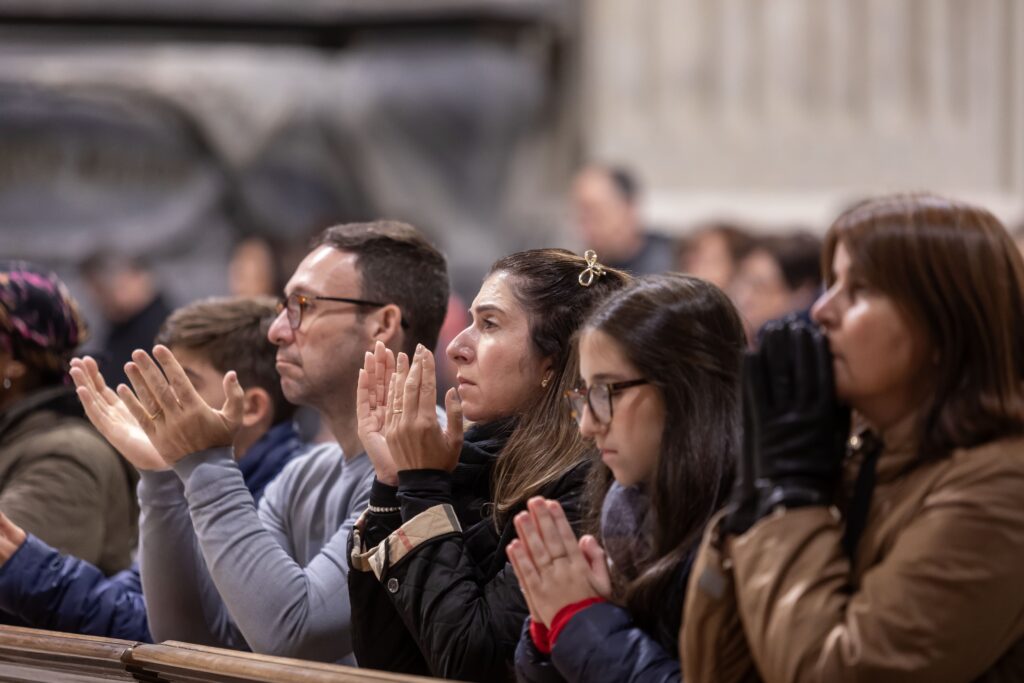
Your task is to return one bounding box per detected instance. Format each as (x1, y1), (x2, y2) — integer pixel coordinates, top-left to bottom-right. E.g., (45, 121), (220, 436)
(267, 246), (370, 413)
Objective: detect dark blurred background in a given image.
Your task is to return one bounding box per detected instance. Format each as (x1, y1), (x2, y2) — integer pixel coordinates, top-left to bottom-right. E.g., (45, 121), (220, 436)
(0, 0), (579, 344)
(2, 0), (1022, 363)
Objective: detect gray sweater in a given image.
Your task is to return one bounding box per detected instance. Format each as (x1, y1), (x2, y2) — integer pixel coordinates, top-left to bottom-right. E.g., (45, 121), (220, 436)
(137, 443), (373, 663)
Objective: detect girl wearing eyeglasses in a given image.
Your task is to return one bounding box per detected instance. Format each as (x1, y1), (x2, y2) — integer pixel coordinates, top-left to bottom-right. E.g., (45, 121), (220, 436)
(508, 273), (745, 683)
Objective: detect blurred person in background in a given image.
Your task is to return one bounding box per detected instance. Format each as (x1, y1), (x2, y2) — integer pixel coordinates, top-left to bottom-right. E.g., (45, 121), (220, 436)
(730, 231), (823, 344)
(684, 194), (1024, 683)
(0, 296), (302, 641)
(79, 251), (172, 389)
(679, 222), (755, 291)
(0, 261), (136, 575)
(571, 164), (675, 275)
(228, 235), (289, 298)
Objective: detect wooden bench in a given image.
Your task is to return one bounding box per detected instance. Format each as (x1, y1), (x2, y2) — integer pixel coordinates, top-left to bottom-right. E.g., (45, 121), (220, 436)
(0, 626), (135, 681)
(0, 626), (444, 682)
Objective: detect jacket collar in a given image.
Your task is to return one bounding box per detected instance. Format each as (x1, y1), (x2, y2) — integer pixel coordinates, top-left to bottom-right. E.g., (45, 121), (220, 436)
(848, 411), (919, 485)
(875, 411), (920, 482)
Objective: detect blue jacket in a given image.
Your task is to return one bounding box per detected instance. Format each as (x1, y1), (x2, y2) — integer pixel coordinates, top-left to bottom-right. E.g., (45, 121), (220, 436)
(514, 602), (681, 683)
(514, 553), (692, 683)
(0, 421), (304, 641)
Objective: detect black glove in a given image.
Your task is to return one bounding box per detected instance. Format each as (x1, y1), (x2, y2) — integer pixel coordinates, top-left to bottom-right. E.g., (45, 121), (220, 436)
(751, 319), (851, 515)
(723, 318), (850, 535)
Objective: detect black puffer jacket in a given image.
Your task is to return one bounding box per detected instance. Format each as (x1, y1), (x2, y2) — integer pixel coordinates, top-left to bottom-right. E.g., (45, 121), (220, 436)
(348, 419), (590, 682)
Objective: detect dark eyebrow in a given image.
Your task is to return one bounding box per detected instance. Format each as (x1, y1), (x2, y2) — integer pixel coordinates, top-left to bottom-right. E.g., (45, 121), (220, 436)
(472, 304), (505, 316)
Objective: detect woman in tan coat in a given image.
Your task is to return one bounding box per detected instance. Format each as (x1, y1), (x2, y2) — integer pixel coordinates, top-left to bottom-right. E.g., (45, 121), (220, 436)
(682, 194), (1024, 683)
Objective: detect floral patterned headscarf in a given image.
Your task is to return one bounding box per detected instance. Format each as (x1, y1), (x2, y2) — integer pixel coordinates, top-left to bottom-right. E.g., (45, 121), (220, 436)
(0, 261), (88, 379)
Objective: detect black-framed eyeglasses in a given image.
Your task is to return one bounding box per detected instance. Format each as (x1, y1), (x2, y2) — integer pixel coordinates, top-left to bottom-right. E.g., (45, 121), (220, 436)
(565, 379), (648, 426)
(277, 293), (409, 331)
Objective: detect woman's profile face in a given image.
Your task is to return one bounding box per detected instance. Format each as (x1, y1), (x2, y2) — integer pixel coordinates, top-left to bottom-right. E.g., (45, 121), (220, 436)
(577, 328), (665, 487)
(446, 271), (550, 423)
(811, 242), (932, 429)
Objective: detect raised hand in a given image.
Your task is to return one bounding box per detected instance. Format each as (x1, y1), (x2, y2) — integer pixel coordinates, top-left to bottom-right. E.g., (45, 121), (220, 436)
(507, 538), (545, 626)
(357, 341), (400, 485)
(508, 498), (600, 626)
(386, 344), (464, 473)
(119, 345), (244, 464)
(578, 534), (613, 599)
(70, 356), (168, 471)
(0, 513), (26, 565)
(748, 319), (851, 516)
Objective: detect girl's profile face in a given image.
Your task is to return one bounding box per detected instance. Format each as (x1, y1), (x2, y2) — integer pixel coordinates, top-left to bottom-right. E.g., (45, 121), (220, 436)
(577, 328), (665, 487)
(811, 242), (932, 429)
(445, 272), (550, 423)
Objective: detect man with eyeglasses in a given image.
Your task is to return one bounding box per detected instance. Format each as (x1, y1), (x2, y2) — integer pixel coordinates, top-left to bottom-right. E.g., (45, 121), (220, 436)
(131, 221), (449, 663)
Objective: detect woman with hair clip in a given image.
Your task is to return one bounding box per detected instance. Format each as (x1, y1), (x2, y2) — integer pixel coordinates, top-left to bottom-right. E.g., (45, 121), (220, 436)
(683, 194), (1024, 683)
(507, 273), (745, 683)
(348, 249), (630, 682)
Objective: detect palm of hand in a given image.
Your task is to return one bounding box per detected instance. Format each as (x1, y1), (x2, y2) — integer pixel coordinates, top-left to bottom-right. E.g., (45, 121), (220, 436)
(71, 358), (169, 471)
(107, 405), (167, 471)
(356, 342), (400, 485)
(359, 383), (390, 451)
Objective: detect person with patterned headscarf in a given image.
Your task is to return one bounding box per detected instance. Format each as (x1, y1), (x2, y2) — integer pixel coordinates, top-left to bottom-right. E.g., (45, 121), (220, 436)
(0, 261), (137, 578)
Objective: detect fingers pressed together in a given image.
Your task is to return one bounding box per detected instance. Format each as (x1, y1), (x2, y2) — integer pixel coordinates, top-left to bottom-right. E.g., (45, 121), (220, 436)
(507, 498), (603, 626)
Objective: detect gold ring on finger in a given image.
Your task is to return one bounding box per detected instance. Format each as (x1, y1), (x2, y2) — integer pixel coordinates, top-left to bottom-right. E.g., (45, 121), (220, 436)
(146, 408), (164, 421)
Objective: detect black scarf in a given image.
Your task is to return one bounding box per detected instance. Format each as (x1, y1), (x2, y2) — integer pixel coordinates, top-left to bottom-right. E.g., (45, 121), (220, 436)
(449, 416), (517, 527)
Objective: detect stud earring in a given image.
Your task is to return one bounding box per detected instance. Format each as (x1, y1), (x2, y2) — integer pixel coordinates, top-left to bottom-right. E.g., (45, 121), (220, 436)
(541, 376), (550, 389)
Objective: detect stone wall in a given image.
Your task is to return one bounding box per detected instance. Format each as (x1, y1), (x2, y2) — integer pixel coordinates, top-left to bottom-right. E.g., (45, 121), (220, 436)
(581, 0), (1024, 230)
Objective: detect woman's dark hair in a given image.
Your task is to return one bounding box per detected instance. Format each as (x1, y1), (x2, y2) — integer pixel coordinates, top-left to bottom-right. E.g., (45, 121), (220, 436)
(824, 193), (1024, 459)
(582, 273), (744, 638)
(488, 249), (630, 524)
